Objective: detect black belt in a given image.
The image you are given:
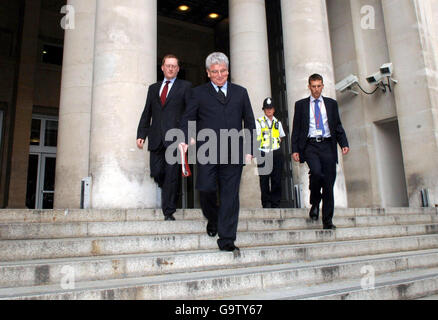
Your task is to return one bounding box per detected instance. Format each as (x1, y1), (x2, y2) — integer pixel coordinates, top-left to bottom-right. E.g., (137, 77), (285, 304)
(259, 148), (282, 154)
(307, 137), (332, 143)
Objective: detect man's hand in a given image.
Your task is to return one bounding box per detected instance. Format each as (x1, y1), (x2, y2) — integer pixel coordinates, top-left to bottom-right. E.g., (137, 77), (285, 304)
(292, 152), (300, 162)
(342, 147), (350, 155)
(136, 139), (145, 149)
(245, 154), (253, 164)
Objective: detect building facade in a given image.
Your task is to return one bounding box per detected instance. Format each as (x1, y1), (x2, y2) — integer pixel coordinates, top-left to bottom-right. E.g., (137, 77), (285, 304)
(0, 0), (437, 210)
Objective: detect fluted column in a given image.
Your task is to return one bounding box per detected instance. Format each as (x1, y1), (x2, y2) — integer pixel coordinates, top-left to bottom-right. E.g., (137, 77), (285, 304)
(229, 0), (271, 208)
(89, 0), (157, 208)
(54, 0), (96, 208)
(382, 0), (438, 207)
(281, 0), (348, 208)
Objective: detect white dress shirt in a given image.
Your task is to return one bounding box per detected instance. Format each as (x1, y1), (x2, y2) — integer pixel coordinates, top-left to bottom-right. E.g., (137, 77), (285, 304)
(211, 81), (228, 96)
(308, 96), (331, 138)
(159, 77), (177, 97)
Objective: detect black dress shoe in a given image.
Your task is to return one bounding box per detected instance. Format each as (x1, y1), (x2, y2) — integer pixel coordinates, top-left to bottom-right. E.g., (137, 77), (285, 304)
(309, 205), (319, 221)
(323, 224), (336, 230)
(206, 222), (217, 237)
(164, 215), (175, 221)
(220, 243), (240, 252)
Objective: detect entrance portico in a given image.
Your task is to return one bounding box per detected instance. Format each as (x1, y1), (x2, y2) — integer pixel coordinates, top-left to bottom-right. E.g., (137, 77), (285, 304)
(4, 0), (436, 211)
(54, 0), (320, 209)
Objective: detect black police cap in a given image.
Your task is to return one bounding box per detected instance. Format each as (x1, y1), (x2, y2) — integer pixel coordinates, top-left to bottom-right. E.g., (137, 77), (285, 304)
(263, 97), (274, 110)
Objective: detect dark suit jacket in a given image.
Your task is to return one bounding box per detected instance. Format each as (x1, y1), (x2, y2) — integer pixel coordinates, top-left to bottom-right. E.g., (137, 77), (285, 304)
(180, 82), (256, 165)
(137, 79), (192, 151)
(291, 96), (349, 163)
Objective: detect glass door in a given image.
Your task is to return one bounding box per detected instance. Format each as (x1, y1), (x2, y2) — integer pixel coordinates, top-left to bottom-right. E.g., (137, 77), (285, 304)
(26, 115), (58, 209)
(25, 154), (39, 209)
(39, 154), (56, 209)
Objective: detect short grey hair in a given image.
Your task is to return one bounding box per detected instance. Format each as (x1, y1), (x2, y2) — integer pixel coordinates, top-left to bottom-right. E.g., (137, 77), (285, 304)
(205, 52), (229, 70)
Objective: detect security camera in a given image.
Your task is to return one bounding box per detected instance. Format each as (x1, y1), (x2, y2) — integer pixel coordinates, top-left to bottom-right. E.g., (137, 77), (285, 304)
(380, 62), (398, 87)
(335, 74), (359, 93)
(380, 63), (393, 77)
(366, 72), (383, 85)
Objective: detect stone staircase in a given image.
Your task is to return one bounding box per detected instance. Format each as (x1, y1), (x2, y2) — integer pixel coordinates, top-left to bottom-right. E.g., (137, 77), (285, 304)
(0, 207), (437, 300)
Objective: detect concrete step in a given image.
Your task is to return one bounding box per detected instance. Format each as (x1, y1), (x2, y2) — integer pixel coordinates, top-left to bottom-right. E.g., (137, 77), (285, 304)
(2, 249), (438, 300)
(416, 294), (438, 300)
(0, 207), (435, 224)
(314, 272), (438, 300)
(1, 234), (437, 288)
(1, 223), (437, 262)
(1, 208), (437, 300)
(225, 267), (438, 300)
(1, 214), (437, 240)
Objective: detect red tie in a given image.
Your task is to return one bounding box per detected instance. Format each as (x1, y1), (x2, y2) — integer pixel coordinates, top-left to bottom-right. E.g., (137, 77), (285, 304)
(160, 80), (170, 106)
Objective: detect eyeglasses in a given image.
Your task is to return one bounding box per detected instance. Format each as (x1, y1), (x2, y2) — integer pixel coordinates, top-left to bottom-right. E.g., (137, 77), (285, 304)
(164, 64), (178, 69)
(209, 69), (229, 76)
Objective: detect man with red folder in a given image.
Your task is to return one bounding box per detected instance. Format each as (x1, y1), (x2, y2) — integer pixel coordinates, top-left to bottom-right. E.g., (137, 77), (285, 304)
(179, 52), (255, 252)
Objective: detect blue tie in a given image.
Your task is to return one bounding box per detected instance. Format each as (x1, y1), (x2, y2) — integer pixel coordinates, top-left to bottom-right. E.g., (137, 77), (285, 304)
(314, 99), (325, 136)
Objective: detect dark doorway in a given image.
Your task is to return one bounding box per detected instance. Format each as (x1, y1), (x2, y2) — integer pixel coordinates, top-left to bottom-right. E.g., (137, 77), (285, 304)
(157, 0), (229, 209)
(265, 0), (295, 207)
(156, 1), (294, 208)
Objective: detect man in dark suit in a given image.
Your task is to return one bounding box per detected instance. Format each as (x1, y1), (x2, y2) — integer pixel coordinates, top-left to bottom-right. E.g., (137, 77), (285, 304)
(291, 74), (349, 230)
(179, 52), (255, 252)
(137, 54), (192, 221)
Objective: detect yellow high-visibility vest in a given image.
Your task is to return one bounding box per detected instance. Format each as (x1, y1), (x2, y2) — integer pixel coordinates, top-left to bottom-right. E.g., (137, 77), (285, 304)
(257, 116), (281, 151)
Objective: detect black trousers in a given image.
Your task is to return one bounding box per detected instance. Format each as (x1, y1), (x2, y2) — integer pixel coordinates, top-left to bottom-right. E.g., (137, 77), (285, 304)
(198, 164), (243, 249)
(150, 146), (179, 217)
(258, 149), (283, 208)
(304, 140), (337, 226)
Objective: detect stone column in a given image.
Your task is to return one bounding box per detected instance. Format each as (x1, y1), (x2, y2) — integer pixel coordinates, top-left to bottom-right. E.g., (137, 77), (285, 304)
(347, 0), (397, 208)
(89, 0), (157, 208)
(8, 0), (41, 208)
(229, 0), (271, 208)
(382, 0), (438, 207)
(54, 0), (96, 208)
(327, 0), (401, 208)
(280, 0), (348, 208)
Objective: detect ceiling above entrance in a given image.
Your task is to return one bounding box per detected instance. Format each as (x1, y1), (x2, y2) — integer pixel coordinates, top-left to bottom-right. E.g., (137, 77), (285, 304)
(41, 0), (228, 28)
(41, 0), (66, 11)
(158, 0), (228, 27)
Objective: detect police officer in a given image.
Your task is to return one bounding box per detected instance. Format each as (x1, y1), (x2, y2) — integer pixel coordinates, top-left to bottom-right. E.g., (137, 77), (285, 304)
(256, 97), (286, 208)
